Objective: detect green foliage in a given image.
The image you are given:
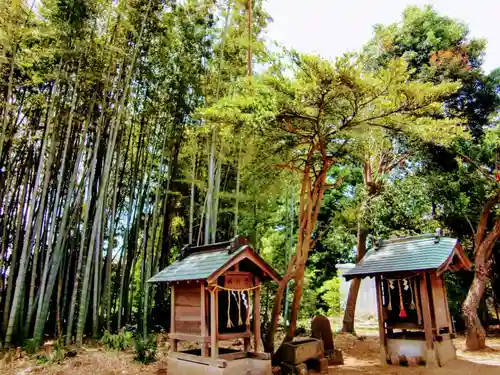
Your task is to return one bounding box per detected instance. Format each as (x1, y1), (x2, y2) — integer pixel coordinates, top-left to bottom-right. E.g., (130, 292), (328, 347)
(23, 338), (38, 355)
(36, 340), (67, 364)
(365, 5), (499, 139)
(134, 335), (157, 364)
(318, 277), (342, 316)
(370, 175), (441, 237)
(100, 330), (133, 351)
(51, 341), (67, 363)
(0, 0), (498, 348)
(366, 5), (481, 73)
(35, 355), (50, 365)
(298, 271), (319, 320)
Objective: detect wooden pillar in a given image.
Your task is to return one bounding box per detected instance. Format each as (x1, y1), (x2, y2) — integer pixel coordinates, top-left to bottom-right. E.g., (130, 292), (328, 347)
(420, 273), (436, 367)
(253, 278), (261, 352)
(170, 284), (178, 352)
(441, 277), (454, 334)
(244, 297), (251, 353)
(210, 288), (218, 359)
(375, 276), (387, 365)
(201, 282), (209, 357)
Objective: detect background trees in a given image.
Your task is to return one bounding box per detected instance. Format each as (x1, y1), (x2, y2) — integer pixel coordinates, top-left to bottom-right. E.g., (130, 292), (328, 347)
(0, 2), (498, 353)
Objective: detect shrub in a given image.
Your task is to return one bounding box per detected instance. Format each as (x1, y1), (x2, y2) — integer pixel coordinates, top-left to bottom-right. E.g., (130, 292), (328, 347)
(51, 341), (66, 363)
(23, 338), (38, 355)
(36, 339), (67, 364)
(318, 277), (341, 316)
(101, 330), (133, 351)
(134, 335), (157, 364)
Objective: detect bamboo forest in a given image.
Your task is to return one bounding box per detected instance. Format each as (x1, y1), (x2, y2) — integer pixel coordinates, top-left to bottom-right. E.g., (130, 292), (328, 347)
(1, 0), (500, 374)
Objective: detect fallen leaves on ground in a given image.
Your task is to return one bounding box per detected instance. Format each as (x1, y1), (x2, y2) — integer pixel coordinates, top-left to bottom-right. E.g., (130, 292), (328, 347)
(2, 335), (499, 375)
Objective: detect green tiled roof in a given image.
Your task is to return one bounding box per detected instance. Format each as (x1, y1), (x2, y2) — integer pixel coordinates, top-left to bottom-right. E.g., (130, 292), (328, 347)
(343, 234), (458, 280)
(148, 246), (247, 283)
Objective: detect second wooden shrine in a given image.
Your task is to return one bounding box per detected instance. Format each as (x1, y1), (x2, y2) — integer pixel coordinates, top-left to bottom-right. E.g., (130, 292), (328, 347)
(148, 236), (280, 375)
(343, 233), (472, 367)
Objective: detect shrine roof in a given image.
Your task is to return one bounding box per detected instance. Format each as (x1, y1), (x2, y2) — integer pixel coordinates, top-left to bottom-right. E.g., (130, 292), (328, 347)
(148, 236), (280, 283)
(343, 234), (472, 281)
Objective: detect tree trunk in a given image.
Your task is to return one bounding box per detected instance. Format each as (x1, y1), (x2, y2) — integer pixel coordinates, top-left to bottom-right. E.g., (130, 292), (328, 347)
(205, 132), (216, 244)
(65, 106), (100, 344)
(211, 155), (222, 244)
(76, 213), (100, 346)
(266, 151), (332, 352)
(142, 213), (151, 337)
(462, 205), (500, 350)
(204, 0), (232, 244)
(3, 162), (29, 337)
(104, 147), (122, 331)
(463, 265), (489, 350)
(188, 149), (197, 244)
(263, 268), (294, 354)
(341, 226), (369, 333)
(0, 44), (17, 161)
(234, 143), (241, 236)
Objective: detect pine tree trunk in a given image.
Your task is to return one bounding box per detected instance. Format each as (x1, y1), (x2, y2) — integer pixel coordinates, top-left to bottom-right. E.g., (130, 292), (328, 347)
(264, 269), (294, 353)
(266, 151), (332, 352)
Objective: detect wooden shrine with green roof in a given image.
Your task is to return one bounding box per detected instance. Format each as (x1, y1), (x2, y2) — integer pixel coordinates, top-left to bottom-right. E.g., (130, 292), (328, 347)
(343, 231), (472, 367)
(148, 236), (280, 375)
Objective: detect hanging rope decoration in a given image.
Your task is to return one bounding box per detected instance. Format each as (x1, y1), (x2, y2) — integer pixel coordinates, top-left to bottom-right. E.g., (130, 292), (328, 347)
(409, 279), (416, 310)
(387, 280), (394, 310)
(398, 280), (407, 318)
(208, 284), (261, 329)
(403, 279), (409, 291)
(242, 291), (251, 325)
(385, 276), (419, 317)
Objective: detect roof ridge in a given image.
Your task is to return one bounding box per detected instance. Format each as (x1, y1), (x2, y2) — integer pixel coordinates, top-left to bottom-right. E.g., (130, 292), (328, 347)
(381, 233), (456, 246)
(179, 235), (250, 260)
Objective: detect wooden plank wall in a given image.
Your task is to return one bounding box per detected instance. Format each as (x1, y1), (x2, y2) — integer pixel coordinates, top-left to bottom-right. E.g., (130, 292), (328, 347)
(175, 282), (202, 335)
(430, 274), (451, 332)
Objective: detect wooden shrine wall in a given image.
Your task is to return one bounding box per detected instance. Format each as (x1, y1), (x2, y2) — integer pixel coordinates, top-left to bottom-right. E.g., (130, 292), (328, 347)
(429, 274), (451, 332)
(174, 282), (202, 335)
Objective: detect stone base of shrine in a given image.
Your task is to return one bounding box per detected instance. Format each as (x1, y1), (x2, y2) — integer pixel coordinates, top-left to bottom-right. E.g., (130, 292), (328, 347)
(434, 336), (457, 365)
(386, 334), (456, 367)
(168, 351), (272, 375)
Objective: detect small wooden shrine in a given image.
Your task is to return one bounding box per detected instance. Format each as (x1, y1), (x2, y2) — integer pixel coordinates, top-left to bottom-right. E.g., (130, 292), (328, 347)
(148, 236), (280, 375)
(343, 232), (472, 367)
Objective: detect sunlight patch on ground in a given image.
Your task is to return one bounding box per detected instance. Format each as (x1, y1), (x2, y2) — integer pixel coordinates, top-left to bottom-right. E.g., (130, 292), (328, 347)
(456, 338), (500, 366)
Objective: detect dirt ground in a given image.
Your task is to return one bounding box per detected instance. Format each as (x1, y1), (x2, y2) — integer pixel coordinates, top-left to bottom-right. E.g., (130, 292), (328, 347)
(332, 334), (500, 375)
(2, 334), (500, 375)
